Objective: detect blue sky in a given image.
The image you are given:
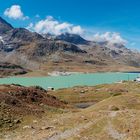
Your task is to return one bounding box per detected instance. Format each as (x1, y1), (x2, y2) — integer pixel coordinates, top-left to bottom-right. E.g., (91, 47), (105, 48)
(0, 0), (140, 50)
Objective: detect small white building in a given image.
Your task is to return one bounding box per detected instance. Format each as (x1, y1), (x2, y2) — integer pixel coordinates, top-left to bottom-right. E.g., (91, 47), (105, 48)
(135, 77), (140, 82)
(47, 87), (54, 91)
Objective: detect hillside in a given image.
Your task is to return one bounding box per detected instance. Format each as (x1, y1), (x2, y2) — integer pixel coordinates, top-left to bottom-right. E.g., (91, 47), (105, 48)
(0, 84), (67, 134)
(1, 82), (140, 139)
(0, 17), (140, 75)
(0, 62), (29, 77)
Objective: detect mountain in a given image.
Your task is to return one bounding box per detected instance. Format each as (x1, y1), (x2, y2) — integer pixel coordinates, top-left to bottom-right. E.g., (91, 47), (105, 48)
(55, 33), (90, 45)
(0, 17), (140, 75)
(0, 17), (13, 34)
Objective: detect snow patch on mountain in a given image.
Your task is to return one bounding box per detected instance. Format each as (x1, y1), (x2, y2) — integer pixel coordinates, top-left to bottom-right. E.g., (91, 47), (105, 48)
(0, 36), (4, 43)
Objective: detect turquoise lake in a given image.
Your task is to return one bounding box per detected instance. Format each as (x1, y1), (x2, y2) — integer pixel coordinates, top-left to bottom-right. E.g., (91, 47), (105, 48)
(0, 72), (139, 89)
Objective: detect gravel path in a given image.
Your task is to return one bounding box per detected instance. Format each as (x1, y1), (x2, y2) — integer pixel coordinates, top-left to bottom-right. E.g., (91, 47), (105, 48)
(107, 111), (126, 140)
(45, 118), (102, 140)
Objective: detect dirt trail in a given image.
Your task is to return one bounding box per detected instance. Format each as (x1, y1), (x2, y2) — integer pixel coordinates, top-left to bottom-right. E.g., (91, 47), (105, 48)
(46, 111), (127, 140)
(106, 111), (126, 140)
(107, 121), (126, 140)
(46, 118), (102, 140)
(46, 122), (92, 140)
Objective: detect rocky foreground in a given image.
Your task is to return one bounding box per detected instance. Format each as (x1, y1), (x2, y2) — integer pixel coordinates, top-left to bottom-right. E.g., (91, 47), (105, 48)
(0, 84), (67, 137)
(1, 82), (140, 140)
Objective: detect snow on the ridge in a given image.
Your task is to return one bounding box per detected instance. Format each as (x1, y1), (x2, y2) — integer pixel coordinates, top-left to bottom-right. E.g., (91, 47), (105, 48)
(0, 36), (4, 43)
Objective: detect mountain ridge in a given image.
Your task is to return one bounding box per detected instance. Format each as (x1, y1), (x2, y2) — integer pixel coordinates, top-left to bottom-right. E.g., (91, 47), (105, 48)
(0, 17), (13, 34)
(0, 17), (140, 75)
(55, 32), (90, 45)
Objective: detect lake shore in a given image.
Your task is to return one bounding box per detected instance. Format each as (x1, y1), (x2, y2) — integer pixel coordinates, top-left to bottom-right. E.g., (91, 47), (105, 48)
(0, 72), (139, 90)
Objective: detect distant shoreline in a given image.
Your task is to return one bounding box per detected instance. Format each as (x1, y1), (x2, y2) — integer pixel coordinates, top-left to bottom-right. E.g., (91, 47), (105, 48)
(123, 71), (140, 73)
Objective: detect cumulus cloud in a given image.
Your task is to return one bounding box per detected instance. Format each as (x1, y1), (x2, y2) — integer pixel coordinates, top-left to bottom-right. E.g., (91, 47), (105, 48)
(4, 5), (28, 20)
(26, 16), (127, 46)
(92, 32), (127, 45)
(27, 16), (84, 35)
(26, 23), (34, 30)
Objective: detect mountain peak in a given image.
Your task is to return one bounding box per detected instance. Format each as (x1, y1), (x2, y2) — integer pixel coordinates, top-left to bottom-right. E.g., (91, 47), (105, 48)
(0, 17), (13, 34)
(56, 33), (89, 45)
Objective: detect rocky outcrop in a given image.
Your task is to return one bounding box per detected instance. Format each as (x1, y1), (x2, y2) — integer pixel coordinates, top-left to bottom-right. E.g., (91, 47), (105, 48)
(0, 84), (67, 131)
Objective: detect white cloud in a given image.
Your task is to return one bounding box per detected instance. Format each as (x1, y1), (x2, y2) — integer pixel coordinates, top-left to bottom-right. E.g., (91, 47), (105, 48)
(26, 16), (127, 46)
(71, 26), (84, 35)
(4, 5), (28, 20)
(92, 32), (127, 45)
(26, 23), (34, 30)
(27, 16), (84, 35)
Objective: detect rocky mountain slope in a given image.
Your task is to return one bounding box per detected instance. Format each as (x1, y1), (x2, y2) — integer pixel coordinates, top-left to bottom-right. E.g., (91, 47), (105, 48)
(0, 17), (140, 75)
(0, 62), (29, 77)
(0, 17), (13, 34)
(0, 84), (67, 132)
